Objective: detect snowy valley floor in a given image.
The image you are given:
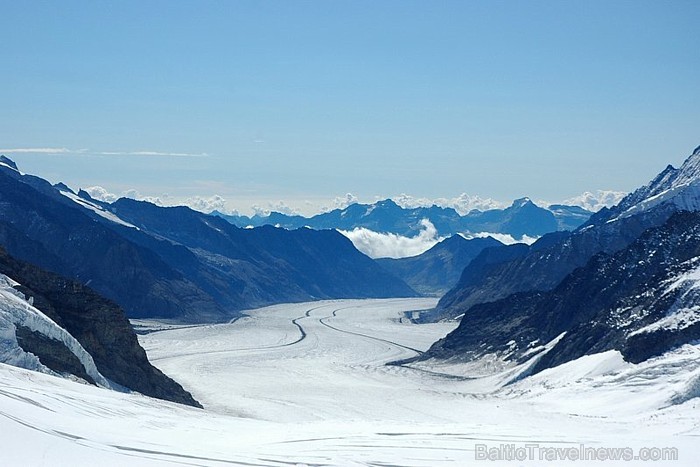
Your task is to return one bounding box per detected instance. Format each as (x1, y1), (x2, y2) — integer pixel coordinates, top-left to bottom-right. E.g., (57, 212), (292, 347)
(1, 298), (699, 466)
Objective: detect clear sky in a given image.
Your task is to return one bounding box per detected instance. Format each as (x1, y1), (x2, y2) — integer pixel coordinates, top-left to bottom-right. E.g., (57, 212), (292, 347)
(1, 0), (699, 215)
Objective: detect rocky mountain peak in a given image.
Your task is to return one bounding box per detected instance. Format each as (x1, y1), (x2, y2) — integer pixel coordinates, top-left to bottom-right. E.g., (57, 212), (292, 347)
(0, 155), (18, 171)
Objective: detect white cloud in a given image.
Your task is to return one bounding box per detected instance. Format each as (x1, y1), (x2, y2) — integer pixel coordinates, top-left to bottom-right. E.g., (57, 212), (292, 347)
(252, 201), (300, 217)
(83, 187), (239, 214)
(334, 193), (359, 210)
(0, 147), (207, 158)
(0, 147), (71, 154)
(83, 186), (120, 203)
(392, 193), (506, 215)
(119, 189), (165, 206)
(563, 190), (627, 212)
(184, 195), (228, 214)
(459, 232), (538, 246)
(338, 219), (444, 259)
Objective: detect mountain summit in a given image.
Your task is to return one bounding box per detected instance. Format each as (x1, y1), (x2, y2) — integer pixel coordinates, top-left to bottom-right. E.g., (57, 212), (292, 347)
(418, 145), (700, 381)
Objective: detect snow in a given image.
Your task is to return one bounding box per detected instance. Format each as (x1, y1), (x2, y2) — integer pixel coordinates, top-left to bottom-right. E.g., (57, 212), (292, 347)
(0, 274), (113, 388)
(631, 262), (700, 335)
(59, 190), (139, 229)
(0, 160), (24, 175)
(1, 298), (699, 465)
(614, 182), (700, 222)
(460, 231), (538, 245)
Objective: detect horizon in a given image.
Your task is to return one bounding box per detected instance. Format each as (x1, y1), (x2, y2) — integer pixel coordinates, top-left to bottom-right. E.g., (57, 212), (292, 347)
(2, 1), (699, 216)
(0, 152), (633, 216)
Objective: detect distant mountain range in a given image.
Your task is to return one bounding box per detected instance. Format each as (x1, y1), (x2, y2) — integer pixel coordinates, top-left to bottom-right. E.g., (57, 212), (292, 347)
(416, 145), (700, 376)
(215, 197), (594, 239)
(0, 156), (416, 321)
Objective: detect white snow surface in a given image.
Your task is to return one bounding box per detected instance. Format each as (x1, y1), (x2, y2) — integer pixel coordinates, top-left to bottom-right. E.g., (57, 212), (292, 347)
(612, 149), (700, 222)
(631, 261), (700, 336)
(0, 274), (112, 388)
(59, 190), (139, 229)
(1, 298), (698, 465)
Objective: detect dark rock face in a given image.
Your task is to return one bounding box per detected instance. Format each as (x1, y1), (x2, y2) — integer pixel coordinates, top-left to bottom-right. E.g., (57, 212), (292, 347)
(431, 206), (676, 321)
(376, 235), (504, 296)
(0, 160), (416, 321)
(0, 247), (201, 407)
(423, 211), (700, 373)
(15, 325), (97, 385)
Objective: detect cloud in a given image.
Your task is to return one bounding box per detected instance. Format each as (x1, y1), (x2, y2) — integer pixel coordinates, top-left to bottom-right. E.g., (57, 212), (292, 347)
(562, 190), (627, 212)
(185, 195), (229, 214)
(459, 232), (538, 245)
(83, 186), (120, 203)
(83, 186), (239, 215)
(338, 219), (444, 259)
(0, 147), (71, 154)
(0, 147), (207, 158)
(121, 189), (164, 205)
(392, 193), (506, 215)
(332, 193), (358, 210)
(252, 200), (300, 217)
(319, 193), (359, 213)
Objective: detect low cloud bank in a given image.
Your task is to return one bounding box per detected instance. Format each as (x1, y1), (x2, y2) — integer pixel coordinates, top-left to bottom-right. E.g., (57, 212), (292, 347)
(339, 219), (444, 259)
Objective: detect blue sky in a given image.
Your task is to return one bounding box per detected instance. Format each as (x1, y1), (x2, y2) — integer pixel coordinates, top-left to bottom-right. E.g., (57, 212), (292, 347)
(1, 1), (699, 214)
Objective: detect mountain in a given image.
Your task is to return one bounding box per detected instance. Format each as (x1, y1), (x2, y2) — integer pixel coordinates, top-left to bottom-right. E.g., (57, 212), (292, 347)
(0, 158), (416, 321)
(216, 197), (593, 239)
(0, 247), (200, 407)
(547, 204), (594, 231)
(420, 210), (700, 376)
(428, 146), (700, 321)
(376, 235), (504, 296)
(586, 144), (700, 224)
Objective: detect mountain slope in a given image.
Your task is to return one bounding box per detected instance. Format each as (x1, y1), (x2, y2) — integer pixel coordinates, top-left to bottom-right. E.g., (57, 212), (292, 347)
(376, 235), (504, 296)
(0, 158), (416, 321)
(0, 247), (199, 407)
(421, 211), (700, 377)
(0, 163), (228, 320)
(430, 146), (700, 321)
(108, 198), (417, 303)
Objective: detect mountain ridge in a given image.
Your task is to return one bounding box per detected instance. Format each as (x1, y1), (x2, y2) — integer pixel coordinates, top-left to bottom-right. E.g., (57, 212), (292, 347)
(0, 158), (416, 321)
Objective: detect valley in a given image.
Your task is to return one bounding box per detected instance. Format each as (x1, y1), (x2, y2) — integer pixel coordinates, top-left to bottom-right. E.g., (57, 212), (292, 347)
(1, 299), (697, 466)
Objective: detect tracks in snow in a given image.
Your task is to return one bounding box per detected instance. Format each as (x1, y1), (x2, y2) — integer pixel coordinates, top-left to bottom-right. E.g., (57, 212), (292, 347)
(317, 307), (423, 356)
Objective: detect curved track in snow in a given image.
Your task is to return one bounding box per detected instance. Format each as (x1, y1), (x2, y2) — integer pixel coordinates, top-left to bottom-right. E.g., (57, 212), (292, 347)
(1, 298), (699, 466)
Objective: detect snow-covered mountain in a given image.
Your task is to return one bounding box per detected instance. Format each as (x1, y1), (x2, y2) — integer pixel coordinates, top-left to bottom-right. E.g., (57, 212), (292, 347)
(431, 145), (700, 322)
(590, 144), (700, 223)
(418, 144), (700, 378)
(0, 272), (111, 387)
(420, 211), (700, 375)
(0, 247), (199, 406)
